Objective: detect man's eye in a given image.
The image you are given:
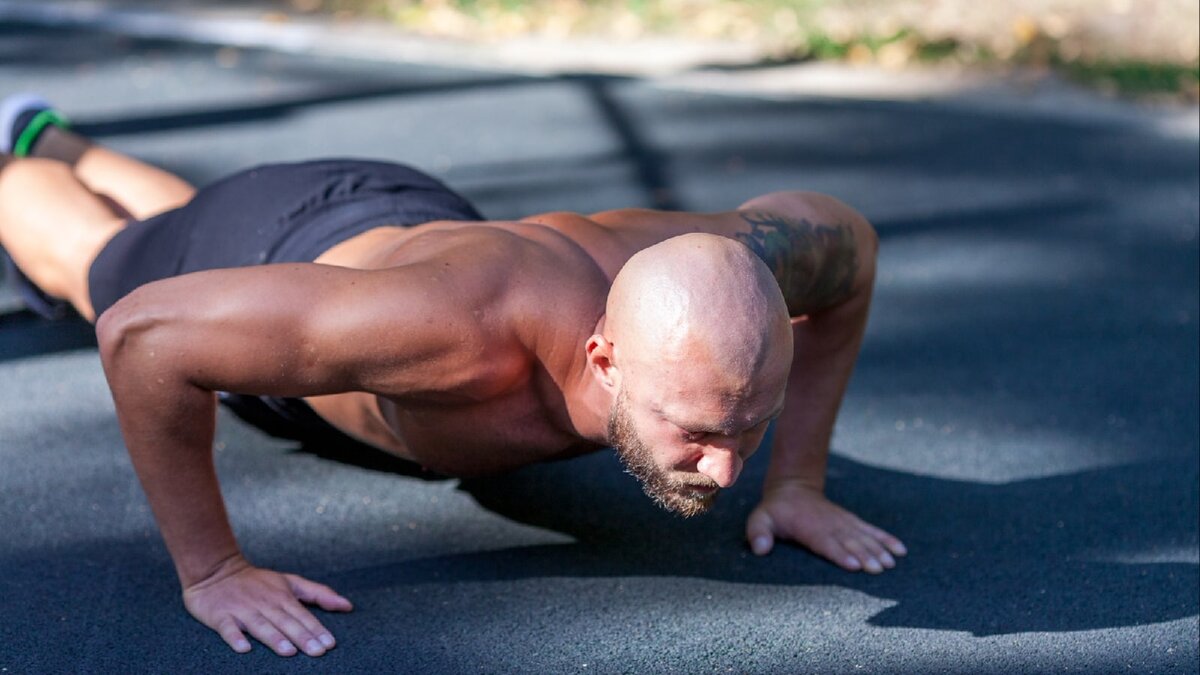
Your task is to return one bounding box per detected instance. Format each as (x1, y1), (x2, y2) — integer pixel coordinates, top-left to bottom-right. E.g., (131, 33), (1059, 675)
(682, 431), (705, 442)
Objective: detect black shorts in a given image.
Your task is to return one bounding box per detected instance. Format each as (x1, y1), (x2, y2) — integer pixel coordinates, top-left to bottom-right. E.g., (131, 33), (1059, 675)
(87, 159), (484, 444)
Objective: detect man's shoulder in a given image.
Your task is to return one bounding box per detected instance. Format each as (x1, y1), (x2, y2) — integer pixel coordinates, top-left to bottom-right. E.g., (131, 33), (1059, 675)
(366, 221), (609, 400)
(374, 221), (610, 327)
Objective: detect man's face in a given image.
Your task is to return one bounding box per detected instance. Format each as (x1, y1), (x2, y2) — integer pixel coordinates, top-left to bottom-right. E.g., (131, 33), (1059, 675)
(609, 388), (720, 517)
(607, 374), (782, 517)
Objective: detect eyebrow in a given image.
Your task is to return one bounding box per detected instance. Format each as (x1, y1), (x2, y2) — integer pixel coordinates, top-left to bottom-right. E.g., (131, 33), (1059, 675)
(666, 403), (786, 435)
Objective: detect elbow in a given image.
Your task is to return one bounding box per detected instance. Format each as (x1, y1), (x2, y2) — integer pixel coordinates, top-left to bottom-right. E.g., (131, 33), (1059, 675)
(95, 302), (127, 364)
(95, 300), (130, 369)
(96, 290), (169, 373)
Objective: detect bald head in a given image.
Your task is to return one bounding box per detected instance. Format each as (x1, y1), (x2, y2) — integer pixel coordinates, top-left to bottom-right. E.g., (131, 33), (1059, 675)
(605, 233), (791, 388)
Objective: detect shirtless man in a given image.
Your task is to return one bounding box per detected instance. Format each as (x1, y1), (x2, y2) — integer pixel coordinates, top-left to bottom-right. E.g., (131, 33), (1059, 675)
(0, 95), (905, 658)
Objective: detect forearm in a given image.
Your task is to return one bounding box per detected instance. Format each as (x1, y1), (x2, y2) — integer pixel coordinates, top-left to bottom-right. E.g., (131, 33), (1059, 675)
(738, 196), (904, 568)
(98, 311), (241, 587)
(766, 265), (873, 492)
(123, 387), (240, 587)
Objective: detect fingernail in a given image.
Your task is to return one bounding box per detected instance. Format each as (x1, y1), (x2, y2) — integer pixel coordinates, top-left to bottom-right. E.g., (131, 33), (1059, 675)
(279, 640), (296, 655)
(319, 633), (335, 647)
(865, 558), (883, 573)
(844, 556), (861, 570)
(752, 536), (771, 555)
(234, 640), (251, 653)
(881, 552), (896, 567)
(895, 543), (908, 556)
(306, 639), (324, 654)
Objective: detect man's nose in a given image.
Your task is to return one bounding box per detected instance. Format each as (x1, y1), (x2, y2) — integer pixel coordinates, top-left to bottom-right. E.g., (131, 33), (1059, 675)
(695, 442), (744, 488)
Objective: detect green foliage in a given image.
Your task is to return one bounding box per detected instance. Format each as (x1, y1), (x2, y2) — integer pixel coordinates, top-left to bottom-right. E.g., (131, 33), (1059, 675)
(913, 38), (966, 63)
(315, 0), (1199, 99)
(1062, 60), (1200, 96)
(805, 31), (851, 60)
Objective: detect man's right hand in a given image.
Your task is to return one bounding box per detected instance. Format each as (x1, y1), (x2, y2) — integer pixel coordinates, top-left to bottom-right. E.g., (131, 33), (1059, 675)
(181, 554), (353, 657)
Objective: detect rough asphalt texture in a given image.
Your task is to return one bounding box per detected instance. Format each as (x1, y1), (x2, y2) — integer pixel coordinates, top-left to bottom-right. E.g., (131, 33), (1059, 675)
(1, 17), (1197, 675)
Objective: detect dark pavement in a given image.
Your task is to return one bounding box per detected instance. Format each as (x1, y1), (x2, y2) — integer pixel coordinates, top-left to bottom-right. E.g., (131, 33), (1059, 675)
(1, 18), (1197, 674)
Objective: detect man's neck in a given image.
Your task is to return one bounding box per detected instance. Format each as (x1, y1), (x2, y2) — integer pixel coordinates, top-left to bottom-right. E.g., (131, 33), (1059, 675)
(559, 316), (612, 445)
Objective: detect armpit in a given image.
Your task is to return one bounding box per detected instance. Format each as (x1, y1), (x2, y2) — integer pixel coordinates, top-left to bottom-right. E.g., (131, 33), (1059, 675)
(734, 211), (859, 317)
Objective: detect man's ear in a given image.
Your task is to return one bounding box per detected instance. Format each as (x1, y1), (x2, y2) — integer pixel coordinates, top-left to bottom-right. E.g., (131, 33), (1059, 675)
(585, 335), (621, 392)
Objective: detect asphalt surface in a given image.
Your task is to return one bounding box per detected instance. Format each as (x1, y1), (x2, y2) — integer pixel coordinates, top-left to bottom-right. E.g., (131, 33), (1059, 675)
(1, 17), (1198, 675)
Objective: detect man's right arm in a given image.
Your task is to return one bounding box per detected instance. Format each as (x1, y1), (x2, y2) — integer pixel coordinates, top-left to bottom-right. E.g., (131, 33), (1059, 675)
(96, 261), (492, 656)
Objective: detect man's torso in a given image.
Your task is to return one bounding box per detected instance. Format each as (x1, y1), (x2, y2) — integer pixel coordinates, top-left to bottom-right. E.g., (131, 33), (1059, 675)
(297, 209), (743, 475)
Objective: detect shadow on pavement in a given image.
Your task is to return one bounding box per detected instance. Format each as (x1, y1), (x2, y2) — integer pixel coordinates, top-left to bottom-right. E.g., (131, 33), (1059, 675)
(0, 310), (95, 361)
(300, 451), (1195, 637)
(71, 76), (540, 137)
(3, 450), (1191, 664)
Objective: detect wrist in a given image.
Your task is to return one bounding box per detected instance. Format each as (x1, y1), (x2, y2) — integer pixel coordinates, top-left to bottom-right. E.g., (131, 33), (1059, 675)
(179, 549), (248, 590)
(763, 474), (825, 495)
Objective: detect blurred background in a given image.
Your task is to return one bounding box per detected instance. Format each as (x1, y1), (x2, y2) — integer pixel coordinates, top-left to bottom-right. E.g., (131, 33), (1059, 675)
(152, 0), (1200, 99)
(9, 0), (1197, 98)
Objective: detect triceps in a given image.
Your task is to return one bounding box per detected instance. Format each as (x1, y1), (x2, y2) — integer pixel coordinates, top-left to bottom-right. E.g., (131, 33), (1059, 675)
(734, 211), (859, 317)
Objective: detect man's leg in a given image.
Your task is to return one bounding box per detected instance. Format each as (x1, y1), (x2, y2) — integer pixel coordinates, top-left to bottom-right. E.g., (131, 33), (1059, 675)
(1, 95), (198, 321)
(30, 125), (195, 220)
(0, 154), (126, 321)
(3, 94), (194, 220)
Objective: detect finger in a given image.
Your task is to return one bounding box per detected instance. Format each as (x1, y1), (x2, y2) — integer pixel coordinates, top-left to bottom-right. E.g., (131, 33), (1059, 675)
(215, 617), (252, 654)
(859, 522), (908, 557)
(841, 537), (884, 574)
(283, 604), (337, 654)
(263, 607), (326, 657)
(243, 612), (298, 657)
(287, 575), (354, 613)
(859, 540), (897, 566)
(813, 535), (862, 572)
(745, 509), (776, 556)
(851, 532), (894, 569)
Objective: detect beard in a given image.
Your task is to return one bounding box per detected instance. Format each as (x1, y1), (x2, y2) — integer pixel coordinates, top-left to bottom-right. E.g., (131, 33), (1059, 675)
(608, 389), (719, 518)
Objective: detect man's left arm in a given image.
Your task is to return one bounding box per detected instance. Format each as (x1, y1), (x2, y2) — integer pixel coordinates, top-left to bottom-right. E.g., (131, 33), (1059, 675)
(733, 191), (907, 573)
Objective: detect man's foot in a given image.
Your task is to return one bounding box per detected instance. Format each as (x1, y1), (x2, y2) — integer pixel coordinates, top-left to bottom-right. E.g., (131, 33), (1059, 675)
(0, 93), (70, 157)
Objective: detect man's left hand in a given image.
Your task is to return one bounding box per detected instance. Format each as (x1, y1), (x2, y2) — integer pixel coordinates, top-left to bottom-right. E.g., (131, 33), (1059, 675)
(745, 480), (907, 573)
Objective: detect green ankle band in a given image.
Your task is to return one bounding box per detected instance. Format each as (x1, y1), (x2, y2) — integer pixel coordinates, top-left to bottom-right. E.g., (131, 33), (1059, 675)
(13, 109), (70, 157)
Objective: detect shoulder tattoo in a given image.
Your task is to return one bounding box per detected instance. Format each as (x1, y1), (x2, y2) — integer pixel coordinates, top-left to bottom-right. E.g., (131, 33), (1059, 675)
(734, 211), (859, 316)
